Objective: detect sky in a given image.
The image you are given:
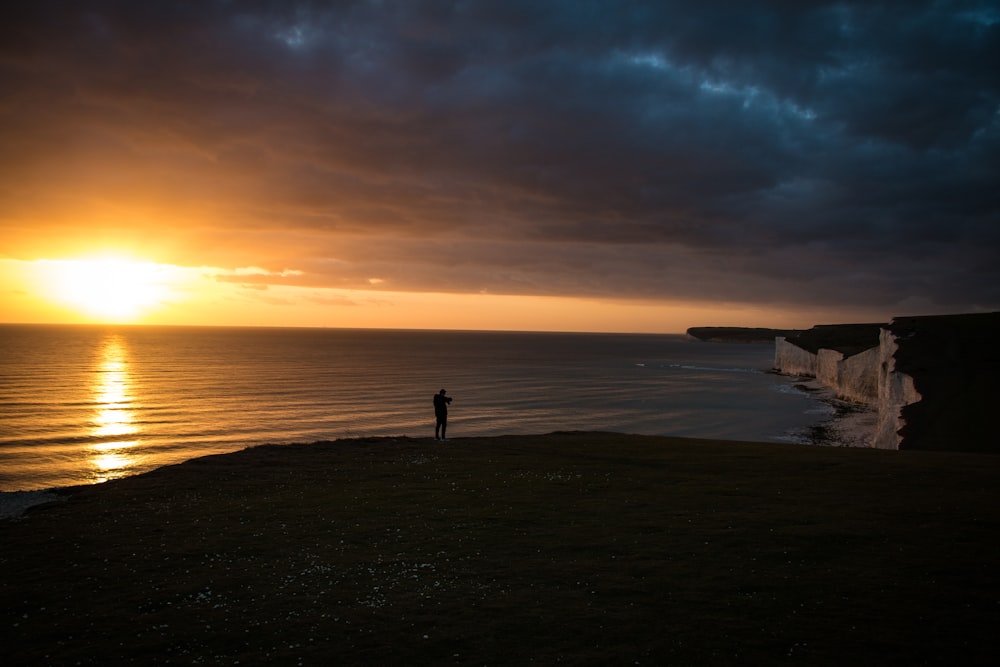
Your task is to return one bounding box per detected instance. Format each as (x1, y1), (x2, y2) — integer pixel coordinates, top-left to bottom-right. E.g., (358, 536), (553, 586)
(1, 0), (998, 333)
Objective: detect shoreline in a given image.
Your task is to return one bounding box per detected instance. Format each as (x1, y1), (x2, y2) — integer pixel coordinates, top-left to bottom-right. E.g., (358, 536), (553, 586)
(0, 489), (67, 520)
(791, 378), (879, 448)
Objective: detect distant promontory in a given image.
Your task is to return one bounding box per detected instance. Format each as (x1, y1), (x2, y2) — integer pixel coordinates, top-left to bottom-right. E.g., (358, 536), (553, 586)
(686, 326), (803, 343)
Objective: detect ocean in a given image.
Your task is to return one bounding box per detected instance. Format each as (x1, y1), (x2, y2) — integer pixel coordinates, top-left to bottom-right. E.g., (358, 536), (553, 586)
(0, 324), (829, 492)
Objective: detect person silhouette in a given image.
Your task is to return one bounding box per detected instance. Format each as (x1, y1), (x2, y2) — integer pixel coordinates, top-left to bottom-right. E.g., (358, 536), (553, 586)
(433, 388), (452, 441)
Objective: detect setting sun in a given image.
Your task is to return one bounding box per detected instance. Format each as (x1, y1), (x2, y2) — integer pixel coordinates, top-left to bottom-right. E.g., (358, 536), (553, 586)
(40, 257), (177, 322)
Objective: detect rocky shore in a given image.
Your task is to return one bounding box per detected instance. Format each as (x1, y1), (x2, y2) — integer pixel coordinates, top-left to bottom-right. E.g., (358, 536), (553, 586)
(790, 379), (879, 448)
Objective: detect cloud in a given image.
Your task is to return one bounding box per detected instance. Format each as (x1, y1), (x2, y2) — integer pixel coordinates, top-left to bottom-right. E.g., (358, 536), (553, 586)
(1, 0), (997, 317)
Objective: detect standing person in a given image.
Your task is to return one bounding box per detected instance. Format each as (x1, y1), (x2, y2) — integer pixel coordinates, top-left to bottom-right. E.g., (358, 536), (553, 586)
(433, 388), (452, 441)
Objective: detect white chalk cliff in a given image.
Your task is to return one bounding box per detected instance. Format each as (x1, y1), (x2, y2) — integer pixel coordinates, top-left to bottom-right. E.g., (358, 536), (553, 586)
(774, 326), (921, 450)
(872, 328), (922, 449)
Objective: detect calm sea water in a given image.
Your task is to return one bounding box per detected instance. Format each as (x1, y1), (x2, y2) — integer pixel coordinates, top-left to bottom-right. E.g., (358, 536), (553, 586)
(0, 325), (828, 492)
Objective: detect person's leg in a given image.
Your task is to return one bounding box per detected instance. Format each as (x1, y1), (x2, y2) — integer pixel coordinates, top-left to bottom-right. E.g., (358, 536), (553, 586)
(440, 417), (447, 440)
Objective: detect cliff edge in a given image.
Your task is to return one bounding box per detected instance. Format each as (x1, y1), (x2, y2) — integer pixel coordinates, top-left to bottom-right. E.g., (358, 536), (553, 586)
(781, 323), (883, 357)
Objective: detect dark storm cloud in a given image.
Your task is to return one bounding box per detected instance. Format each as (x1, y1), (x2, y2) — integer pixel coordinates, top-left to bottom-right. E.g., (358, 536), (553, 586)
(2, 0), (998, 314)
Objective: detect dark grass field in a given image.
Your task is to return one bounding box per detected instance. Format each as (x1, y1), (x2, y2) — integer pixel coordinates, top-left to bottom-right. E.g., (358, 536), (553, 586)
(2, 432), (998, 665)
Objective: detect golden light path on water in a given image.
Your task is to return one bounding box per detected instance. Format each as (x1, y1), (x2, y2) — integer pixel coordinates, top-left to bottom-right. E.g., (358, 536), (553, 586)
(89, 334), (140, 482)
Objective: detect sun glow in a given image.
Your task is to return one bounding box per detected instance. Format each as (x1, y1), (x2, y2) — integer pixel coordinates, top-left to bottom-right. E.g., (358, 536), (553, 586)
(40, 256), (179, 322)
(1, 255), (838, 332)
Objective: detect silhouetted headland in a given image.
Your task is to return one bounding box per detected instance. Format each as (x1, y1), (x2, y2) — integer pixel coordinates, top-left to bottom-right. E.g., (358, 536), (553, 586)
(686, 326), (803, 343)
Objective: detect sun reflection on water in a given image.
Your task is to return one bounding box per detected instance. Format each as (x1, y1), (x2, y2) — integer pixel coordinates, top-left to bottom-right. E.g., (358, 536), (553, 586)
(90, 335), (140, 482)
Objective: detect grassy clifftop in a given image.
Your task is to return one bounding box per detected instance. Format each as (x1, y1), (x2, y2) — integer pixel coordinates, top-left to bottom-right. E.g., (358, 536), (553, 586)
(782, 323), (884, 357)
(3, 432), (997, 665)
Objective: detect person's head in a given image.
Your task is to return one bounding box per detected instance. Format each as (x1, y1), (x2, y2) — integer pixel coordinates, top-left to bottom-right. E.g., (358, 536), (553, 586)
(439, 389), (447, 395)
